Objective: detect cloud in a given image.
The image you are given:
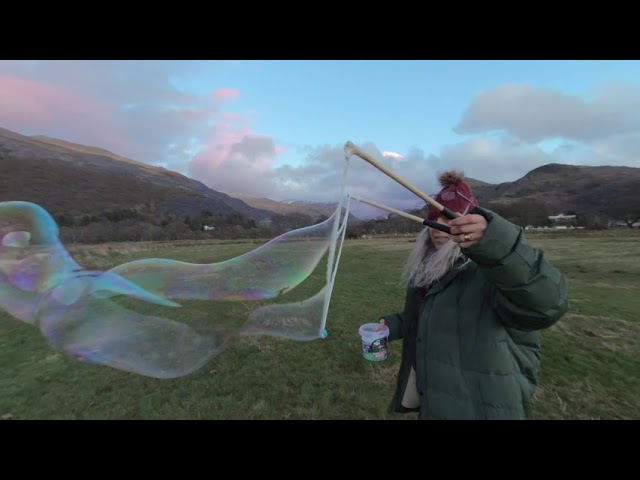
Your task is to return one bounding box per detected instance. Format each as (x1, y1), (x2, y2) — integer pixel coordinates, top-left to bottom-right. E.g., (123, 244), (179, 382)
(591, 133), (640, 166)
(0, 60), (208, 106)
(433, 137), (553, 184)
(187, 137), (443, 219)
(0, 74), (138, 155)
(3, 61), (639, 220)
(276, 83), (640, 215)
(382, 151), (404, 160)
(0, 60), (254, 173)
(421, 132), (640, 192)
(0, 60), (298, 206)
(274, 143), (441, 214)
(549, 133), (640, 168)
(454, 82), (640, 143)
(189, 129), (281, 197)
(211, 89), (240, 102)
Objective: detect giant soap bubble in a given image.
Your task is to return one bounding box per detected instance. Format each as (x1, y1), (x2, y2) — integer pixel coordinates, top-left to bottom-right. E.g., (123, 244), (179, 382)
(0, 191), (349, 378)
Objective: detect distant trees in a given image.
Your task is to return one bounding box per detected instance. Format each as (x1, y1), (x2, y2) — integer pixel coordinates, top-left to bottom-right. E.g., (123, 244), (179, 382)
(602, 185), (640, 224)
(56, 214), (75, 227)
(53, 208), (335, 244)
(51, 191), (640, 245)
(345, 210), (426, 239)
(484, 200), (550, 227)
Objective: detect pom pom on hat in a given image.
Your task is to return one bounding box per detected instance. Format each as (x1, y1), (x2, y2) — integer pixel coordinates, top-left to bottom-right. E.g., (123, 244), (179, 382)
(438, 170), (465, 188)
(427, 170), (479, 221)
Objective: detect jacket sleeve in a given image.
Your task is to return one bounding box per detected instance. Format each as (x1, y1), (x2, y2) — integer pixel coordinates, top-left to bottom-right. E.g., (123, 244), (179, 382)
(463, 208), (569, 331)
(380, 286), (420, 341)
(381, 311), (405, 342)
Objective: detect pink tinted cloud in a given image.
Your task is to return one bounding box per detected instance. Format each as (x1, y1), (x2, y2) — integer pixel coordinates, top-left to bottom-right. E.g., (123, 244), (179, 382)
(0, 74), (139, 156)
(0, 75), (106, 127)
(191, 124), (252, 170)
(0, 66), (264, 178)
(211, 88), (240, 103)
(188, 125), (284, 196)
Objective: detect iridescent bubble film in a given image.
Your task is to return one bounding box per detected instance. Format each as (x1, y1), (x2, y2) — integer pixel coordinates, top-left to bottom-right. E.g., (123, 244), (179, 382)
(0, 159), (352, 378)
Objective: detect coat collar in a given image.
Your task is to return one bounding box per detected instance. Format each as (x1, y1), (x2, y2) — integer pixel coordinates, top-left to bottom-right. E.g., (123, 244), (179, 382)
(425, 255), (472, 297)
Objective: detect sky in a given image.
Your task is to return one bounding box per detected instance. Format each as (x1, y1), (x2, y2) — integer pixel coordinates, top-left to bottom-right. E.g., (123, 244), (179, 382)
(2, 60), (640, 218)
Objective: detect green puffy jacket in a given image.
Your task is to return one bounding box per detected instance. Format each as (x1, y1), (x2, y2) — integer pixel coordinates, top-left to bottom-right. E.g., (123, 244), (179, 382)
(382, 208), (568, 420)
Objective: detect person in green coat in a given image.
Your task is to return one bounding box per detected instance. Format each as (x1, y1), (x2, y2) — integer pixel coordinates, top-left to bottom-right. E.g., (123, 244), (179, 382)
(379, 170), (568, 420)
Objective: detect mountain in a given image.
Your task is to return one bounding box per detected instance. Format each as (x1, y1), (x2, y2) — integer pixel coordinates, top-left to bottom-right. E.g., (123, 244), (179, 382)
(280, 199), (353, 219)
(464, 177), (493, 189)
(0, 127), (274, 221)
(224, 193), (330, 220)
(1, 125), (638, 238)
(370, 165), (640, 230)
(470, 163), (640, 221)
(225, 193), (363, 224)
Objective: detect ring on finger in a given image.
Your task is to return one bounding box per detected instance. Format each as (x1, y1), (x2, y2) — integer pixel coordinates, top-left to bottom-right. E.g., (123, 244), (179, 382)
(463, 233), (471, 241)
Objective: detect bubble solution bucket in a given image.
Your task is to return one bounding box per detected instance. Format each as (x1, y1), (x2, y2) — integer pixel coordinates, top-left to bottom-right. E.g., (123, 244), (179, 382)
(358, 323), (389, 361)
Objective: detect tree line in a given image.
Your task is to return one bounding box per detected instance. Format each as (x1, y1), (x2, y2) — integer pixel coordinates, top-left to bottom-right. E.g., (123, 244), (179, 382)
(55, 208), (328, 244)
(54, 197), (640, 244)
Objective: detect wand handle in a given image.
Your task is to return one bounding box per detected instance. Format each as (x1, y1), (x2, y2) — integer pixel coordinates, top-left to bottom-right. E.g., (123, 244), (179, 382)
(350, 195), (452, 234)
(344, 141), (459, 220)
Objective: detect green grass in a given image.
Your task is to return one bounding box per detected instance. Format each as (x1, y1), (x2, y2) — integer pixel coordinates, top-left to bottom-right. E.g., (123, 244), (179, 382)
(1, 231), (639, 420)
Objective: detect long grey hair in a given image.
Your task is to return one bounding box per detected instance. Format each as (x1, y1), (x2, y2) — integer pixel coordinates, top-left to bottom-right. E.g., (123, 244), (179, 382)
(401, 227), (463, 288)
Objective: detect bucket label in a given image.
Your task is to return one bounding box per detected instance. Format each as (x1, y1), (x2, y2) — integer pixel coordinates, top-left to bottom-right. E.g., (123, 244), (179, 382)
(362, 336), (388, 361)
(358, 323), (390, 362)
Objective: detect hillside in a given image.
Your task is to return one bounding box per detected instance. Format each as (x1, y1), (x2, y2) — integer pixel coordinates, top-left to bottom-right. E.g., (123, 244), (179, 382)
(226, 193), (363, 224)
(0, 127), (274, 222)
(224, 192), (329, 220)
(0, 127), (333, 243)
(471, 163), (640, 224)
(1, 125), (638, 242)
(347, 164), (640, 236)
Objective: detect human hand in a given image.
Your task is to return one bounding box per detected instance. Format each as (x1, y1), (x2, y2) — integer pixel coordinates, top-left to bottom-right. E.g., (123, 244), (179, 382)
(377, 319), (386, 331)
(449, 213), (488, 248)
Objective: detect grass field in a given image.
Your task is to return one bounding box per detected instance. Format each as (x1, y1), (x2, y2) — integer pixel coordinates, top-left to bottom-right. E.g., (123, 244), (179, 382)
(1, 230), (638, 420)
